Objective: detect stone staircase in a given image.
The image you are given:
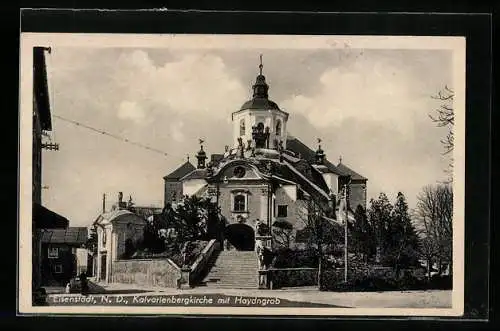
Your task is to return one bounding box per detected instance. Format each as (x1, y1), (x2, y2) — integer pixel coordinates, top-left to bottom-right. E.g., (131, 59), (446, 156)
(199, 250), (259, 289)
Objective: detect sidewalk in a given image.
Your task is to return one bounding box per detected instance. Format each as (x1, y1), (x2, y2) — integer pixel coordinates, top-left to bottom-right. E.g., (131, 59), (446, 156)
(48, 282), (452, 308)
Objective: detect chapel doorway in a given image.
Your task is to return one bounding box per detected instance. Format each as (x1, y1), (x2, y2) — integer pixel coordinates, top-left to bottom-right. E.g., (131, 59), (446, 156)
(100, 254), (107, 281)
(224, 223), (255, 251)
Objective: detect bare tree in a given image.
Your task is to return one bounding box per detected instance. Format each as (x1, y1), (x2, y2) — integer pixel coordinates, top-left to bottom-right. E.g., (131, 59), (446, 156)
(430, 85), (454, 182)
(272, 223), (295, 249)
(414, 184), (453, 277)
(297, 197), (337, 289)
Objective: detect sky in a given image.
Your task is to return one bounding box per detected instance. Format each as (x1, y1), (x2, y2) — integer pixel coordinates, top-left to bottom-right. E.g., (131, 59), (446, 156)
(39, 43), (453, 228)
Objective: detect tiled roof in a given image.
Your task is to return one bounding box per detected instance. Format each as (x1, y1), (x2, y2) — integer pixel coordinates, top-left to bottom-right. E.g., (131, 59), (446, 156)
(211, 154), (224, 163)
(336, 163), (367, 181)
(180, 168), (209, 181)
(164, 161), (196, 180)
(33, 203), (69, 229)
(286, 137), (346, 176)
(240, 97), (281, 111)
(41, 227), (88, 245)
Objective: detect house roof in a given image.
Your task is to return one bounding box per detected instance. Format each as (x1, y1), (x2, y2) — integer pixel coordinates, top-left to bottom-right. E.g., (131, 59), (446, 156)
(95, 209), (146, 226)
(180, 168), (209, 181)
(164, 161), (196, 180)
(33, 203), (69, 229)
(285, 137), (346, 176)
(336, 162), (367, 181)
(41, 227), (88, 245)
(33, 47), (52, 131)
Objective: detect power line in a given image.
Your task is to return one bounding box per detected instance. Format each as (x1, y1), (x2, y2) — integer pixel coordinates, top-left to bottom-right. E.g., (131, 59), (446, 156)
(53, 114), (170, 157)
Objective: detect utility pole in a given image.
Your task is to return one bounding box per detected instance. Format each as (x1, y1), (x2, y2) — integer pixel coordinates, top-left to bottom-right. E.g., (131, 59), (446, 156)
(344, 183), (348, 283)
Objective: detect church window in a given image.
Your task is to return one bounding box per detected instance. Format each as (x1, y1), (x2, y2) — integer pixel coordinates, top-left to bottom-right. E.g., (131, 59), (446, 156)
(277, 205), (288, 217)
(233, 194), (246, 212)
(275, 120), (282, 136)
(240, 119), (246, 136)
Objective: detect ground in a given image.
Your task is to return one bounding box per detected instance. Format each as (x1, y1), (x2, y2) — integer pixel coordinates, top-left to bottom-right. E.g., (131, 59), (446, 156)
(45, 280), (452, 308)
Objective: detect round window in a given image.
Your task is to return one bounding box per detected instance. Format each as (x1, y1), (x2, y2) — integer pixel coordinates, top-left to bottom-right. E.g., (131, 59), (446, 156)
(233, 166), (246, 178)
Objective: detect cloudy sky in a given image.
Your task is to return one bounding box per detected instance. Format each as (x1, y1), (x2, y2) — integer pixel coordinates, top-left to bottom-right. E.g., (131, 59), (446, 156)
(39, 42), (452, 227)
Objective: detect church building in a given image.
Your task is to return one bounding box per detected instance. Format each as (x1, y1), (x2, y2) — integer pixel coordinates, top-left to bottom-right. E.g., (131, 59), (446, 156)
(164, 57), (367, 251)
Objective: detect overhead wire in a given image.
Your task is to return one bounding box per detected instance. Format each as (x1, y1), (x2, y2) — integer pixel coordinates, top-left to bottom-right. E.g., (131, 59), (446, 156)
(53, 114), (174, 158)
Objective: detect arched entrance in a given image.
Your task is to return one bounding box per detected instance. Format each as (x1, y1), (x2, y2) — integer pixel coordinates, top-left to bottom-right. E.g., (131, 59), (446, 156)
(224, 223), (255, 251)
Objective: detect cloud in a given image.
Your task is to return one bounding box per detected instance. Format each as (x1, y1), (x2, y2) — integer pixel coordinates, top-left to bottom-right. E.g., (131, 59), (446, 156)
(112, 50), (247, 120)
(117, 100), (146, 124)
(170, 121), (186, 142)
(280, 55), (428, 135)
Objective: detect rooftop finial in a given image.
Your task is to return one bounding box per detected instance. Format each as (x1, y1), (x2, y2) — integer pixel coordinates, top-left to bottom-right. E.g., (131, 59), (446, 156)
(259, 54), (263, 75)
(339, 155), (342, 164)
(187, 154), (190, 162)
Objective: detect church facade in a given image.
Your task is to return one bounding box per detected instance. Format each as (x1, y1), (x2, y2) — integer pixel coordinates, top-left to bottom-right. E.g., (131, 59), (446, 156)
(164, 59), (367, 251)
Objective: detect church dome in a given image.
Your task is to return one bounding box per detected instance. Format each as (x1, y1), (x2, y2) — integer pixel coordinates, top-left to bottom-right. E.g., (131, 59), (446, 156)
(240, 56), (281, 111)
(240, 97), (281, 111)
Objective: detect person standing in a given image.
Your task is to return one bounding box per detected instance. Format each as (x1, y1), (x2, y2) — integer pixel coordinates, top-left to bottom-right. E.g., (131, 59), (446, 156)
(79, 271), (89, 296)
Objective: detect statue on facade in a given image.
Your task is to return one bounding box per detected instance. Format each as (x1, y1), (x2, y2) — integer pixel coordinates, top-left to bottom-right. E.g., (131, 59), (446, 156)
(252, 122), (270, 149)
(237, 137), (245, 158)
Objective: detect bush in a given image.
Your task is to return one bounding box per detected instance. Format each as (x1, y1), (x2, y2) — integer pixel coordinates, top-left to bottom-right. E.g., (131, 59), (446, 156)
(321, 267), (451, 292)
(131, 240), (208, 268)
(272, 248), (319, 268)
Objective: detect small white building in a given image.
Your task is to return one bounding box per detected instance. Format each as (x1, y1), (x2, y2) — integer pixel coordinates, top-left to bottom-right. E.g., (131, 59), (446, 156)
(93, 209), (146, 283)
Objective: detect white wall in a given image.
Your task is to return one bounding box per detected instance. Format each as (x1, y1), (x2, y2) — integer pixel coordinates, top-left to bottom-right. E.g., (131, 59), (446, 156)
(232, 110), (288, 149)
(183, 179), (208, 197)
(322, 173), (339, 196)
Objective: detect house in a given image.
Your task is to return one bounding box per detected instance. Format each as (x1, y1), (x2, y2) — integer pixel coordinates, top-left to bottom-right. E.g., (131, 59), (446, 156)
(32, 46), (70, 291)
(40, 227), (88, 286)
(93, 206), (146, 283)
(164, 59), (367, 251)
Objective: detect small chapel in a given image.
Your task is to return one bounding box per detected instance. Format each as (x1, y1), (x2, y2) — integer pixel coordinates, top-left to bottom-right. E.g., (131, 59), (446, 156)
(163, 56), (368, 251)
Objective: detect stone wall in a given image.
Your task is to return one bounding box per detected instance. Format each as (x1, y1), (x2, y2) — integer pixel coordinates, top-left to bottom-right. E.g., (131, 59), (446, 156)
(270, 268), (318, 288)
(112, 259), (181, 288)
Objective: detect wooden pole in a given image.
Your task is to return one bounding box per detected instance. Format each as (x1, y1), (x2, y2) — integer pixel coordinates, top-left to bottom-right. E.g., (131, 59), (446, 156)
(344, 184), (348, 283)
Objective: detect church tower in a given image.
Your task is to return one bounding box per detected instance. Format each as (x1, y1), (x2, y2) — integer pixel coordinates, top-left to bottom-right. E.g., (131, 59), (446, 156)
(231, 55), (289, 151)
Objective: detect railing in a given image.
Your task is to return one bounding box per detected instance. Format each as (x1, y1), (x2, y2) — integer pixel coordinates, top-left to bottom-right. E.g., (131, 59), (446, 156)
(179, 239), (220, 288)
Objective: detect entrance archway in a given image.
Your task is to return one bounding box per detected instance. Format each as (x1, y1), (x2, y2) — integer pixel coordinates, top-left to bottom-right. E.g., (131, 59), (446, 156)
(224, 223), (255, 251)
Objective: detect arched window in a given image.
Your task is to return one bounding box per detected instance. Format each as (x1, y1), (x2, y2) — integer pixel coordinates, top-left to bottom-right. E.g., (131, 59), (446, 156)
(275, 120), (282, 136)
(233, 194), (246, 212)
(240, 119), (246, 136)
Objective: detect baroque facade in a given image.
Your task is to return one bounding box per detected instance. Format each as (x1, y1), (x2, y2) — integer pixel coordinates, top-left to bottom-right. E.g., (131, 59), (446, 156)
(164, 59), (367, 251)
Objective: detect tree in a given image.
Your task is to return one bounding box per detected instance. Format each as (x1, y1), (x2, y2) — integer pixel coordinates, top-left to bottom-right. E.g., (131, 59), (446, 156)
(414, 184), (453, 276)
(430, 85), (454, 182)
(386, 192), (420, 275)
(368, 193), (393, 264)
(297, 197), (336, 290)
(348, 205), (375, 263)
(272, 220), (295, 249)
(86, 225), (98, 255)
